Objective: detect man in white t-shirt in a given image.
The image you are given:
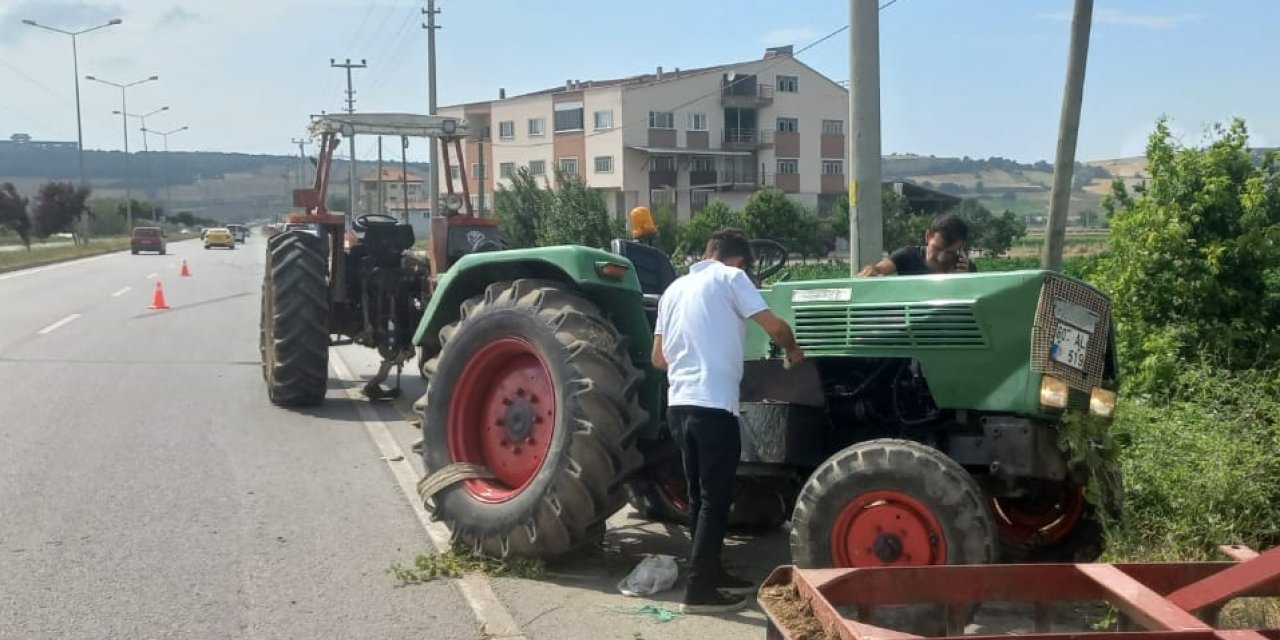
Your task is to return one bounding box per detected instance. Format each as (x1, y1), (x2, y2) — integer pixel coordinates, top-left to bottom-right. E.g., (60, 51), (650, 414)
(652, 228), (804, 614)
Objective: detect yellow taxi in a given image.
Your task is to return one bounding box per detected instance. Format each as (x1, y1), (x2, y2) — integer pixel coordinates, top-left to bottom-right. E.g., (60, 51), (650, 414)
(203, 227), (236, 250)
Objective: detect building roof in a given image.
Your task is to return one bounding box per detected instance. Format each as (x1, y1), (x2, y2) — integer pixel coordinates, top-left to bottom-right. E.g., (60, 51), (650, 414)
(360, 168), (424, 183)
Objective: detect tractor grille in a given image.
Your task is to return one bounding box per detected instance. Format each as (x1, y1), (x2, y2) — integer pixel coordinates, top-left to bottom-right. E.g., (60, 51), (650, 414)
(794, 302), (985, 353)
(1031, 274), (1112, 391)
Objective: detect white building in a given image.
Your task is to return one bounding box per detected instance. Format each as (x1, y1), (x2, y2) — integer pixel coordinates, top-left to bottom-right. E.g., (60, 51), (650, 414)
(436, 46), (850, 221)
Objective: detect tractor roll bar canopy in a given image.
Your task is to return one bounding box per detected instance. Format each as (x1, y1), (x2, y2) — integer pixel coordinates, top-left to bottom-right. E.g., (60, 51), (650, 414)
(307, 113), (469, 139)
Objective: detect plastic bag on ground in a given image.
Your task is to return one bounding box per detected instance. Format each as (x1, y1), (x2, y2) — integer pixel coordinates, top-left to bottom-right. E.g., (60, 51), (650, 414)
(617, 554), (679, 597)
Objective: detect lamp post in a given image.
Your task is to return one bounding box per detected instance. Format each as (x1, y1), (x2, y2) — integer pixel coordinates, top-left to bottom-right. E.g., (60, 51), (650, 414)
(142, 125), (188, 219)
(115, 106), (169, 212)
(22, 17), (122, 241)
(86, 75), (158, 232)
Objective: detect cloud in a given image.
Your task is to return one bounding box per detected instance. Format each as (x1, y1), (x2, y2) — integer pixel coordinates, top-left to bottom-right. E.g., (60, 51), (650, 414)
(760, 27), (817, 46)
(1037, 8), (1199, 29)
(0, 1), (126, 43)
(157, 6), (200, 27)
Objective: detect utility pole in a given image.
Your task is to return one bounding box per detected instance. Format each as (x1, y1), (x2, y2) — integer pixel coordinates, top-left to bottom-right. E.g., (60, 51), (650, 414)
(1042, 0), (1094, 271)
(330, 58), (367, 220)
(423, 1), (440, 217)
(400, 136), (410, 223)
(291, 137), (309, 188)
(848, 0), (883, 274)
(376, 136), (385, 217)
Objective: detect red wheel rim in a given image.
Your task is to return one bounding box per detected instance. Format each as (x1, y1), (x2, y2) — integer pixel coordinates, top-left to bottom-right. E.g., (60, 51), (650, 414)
(830, 491), (947, 567)
(446, 337), (557, 503)
(992, 484), (1086, 545)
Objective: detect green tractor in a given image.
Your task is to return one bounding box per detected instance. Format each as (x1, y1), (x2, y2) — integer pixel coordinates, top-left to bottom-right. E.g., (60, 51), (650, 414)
(411, 228), (1121, 569)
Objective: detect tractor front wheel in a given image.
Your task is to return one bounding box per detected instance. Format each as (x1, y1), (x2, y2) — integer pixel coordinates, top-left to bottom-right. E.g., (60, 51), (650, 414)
(260, 231), (330, 406)
(421, 279), (645, 559)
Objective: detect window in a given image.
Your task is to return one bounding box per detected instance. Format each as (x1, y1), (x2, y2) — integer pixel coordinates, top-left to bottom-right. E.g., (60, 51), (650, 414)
(651, 189), (674, 206)
(650, 155), (677, 173)
(776, 158), (799, 174)
(594, 156), (614, 173)
(529, 160), (546, 176)
(559, 157), (579, 175)
(554, 101), (584, 132)
(500, 162), (516, 179)
(593, 110), (614, 130)
(822, 119), (844, 135)
(690, 156), (716, 173)
(648, 110), (675, 129)
(687, 111), (708, 131)
(448, 166), (460, 180)
(777, 117), (799, 133)
(822, 159), (844, 175)
(498, 120), (515, 139)
(471, 163), (486, 179)
(776, 74), (799, 93)
(527, 118), (545, 137)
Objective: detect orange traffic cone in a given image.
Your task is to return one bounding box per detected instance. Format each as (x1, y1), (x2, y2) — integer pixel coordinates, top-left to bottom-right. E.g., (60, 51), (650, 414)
(149, 281), (171, 310)
(179, 260), (191, 277)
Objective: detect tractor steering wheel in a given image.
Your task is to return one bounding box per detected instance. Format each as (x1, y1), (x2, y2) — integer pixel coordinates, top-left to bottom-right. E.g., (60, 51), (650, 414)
(750, 239), (789, 282)
(353, 213), (400, 232)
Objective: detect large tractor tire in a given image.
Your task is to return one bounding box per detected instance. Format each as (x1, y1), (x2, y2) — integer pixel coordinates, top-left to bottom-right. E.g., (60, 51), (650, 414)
(260, 231), (330, 407)
(421, 279), (645, 559)
(790, 439), (997, 636)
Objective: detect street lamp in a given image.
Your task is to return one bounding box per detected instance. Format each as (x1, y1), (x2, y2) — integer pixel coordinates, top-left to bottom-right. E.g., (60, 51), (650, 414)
(142, 125), (188, 218)
(114, 106), (169, 152)
(86, 74), (159, 232)
(22, 17), (123, 240)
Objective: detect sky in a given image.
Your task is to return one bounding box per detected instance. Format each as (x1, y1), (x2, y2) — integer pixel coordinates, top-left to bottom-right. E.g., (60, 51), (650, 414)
(1, 0), (1276, 165)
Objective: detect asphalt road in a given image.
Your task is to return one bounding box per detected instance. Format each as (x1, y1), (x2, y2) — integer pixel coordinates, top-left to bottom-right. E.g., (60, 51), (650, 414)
(0, 235), (793, 640)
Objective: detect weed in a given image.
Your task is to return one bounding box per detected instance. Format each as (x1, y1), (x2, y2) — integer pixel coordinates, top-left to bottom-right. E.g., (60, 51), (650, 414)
(388, 548), (545, 585)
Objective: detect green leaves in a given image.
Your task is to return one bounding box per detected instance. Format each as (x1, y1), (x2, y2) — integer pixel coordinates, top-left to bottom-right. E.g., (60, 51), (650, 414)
(493, 167), (617, 250)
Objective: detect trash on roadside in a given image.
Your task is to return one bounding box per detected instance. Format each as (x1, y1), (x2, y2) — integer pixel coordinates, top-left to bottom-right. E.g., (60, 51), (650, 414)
(617, 554), (678, 597)
(607, 603), (682, 623)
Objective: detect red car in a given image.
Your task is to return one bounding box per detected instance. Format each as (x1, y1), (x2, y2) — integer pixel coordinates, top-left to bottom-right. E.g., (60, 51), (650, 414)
(130, 227), (167, 255)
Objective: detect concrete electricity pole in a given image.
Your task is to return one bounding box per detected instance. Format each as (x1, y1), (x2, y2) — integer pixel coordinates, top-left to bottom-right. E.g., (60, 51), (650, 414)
(423, 0), (440, 217)
(87, 74), (159, 233)
(291, 137), (310, 188)
(330, 58), (367, 220)
(848, 0), (883, 274)
(1042, 0), (1094, 271)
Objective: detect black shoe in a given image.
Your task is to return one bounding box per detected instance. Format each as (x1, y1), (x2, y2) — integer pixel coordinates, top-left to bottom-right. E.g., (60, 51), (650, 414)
(717, 570), (755, 595)
(680, 589), (748, 615)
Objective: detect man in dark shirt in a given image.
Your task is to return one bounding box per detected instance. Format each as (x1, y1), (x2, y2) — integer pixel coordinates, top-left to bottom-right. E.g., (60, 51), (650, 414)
(858, 213), (976, 276)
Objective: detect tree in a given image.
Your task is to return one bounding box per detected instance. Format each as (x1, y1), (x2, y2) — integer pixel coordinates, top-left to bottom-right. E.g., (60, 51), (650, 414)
(740, 188), (821, 257)
(1094, 118), (1280, 393)
(677, 200), (743, 258)
(830, 189), (930, 250)
(493, 167), (550, 249)
(32, 181), (91, 243)
(650, 201), (680, 257)
(537, 168), (617, 249)
(957, 198), (1026, 256)
(0, 182), (31, 248)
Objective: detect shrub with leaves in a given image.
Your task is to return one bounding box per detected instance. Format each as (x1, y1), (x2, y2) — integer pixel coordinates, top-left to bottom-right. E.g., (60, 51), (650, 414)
(32, 181), (91, 242)
(0, 182), (31, 248)
(676, 200), (744, 258)
(740, 188), (822, 257)
(493, 167), (550, 249)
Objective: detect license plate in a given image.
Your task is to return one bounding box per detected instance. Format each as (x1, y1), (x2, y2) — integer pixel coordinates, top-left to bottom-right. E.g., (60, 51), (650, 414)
(1050, 323), (1090, 370)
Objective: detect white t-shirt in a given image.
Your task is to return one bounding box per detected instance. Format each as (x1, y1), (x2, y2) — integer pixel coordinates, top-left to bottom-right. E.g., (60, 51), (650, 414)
(655, 259), (769, 415)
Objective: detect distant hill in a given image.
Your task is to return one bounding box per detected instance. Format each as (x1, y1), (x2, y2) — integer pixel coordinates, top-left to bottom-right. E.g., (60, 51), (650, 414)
(0, 144), (428, 224)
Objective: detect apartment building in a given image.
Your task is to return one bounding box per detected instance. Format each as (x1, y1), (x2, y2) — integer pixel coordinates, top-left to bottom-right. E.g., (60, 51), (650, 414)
(436, 46), (850, 220)
(358, 168), (430, 216)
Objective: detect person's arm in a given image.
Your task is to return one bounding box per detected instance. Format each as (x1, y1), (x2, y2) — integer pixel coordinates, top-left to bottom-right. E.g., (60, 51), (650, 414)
(728, 270), (804, 366)
(857, 257), (898, 277)
(651, 334), (667, 371)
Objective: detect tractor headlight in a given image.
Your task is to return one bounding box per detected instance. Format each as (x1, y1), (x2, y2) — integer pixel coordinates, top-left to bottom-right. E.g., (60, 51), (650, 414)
(1039, 375), (1069, 409)
(1089, 387), (1117, 418)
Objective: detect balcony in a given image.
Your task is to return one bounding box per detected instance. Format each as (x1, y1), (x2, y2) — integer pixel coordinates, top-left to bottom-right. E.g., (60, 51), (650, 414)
(723, 128), (774, 152)
(721, 82), (775, 108)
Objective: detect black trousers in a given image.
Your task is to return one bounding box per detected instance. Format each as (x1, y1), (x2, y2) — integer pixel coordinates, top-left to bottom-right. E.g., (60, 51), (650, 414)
(669, 405), (741, 595)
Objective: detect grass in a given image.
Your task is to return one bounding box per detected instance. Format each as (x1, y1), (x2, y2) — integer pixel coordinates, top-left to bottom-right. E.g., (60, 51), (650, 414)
(0, 237), (131, 273)
(388, 548), (545, 585)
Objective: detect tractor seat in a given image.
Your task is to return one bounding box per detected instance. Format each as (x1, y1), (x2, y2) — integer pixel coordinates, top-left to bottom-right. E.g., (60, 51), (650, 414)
(610, 239), (677, 297)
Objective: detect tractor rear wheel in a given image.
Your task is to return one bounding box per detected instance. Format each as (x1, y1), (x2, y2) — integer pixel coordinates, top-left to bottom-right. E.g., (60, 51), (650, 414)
(992, 472), (1119, 563)
(260, 231), (330, 407)
(421, 279), (645, 559)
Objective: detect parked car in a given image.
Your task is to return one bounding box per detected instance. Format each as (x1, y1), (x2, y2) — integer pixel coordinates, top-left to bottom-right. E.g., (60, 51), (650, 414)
(130, 227), (167, 255)
(203, 227), (236, 250)
(227, 224), (248, 243)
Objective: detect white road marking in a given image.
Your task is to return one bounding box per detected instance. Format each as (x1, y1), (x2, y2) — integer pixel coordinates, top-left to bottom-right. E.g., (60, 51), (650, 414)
(110, 286), (132, 298)
(330, 354), (528, 640)
(0, 252), (119, 282)
(146, 272), (158, 279)
(36, 314), (82, 335)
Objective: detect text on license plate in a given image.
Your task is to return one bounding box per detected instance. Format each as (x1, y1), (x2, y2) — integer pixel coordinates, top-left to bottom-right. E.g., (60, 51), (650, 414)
(1051, 323), (1090, 370)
